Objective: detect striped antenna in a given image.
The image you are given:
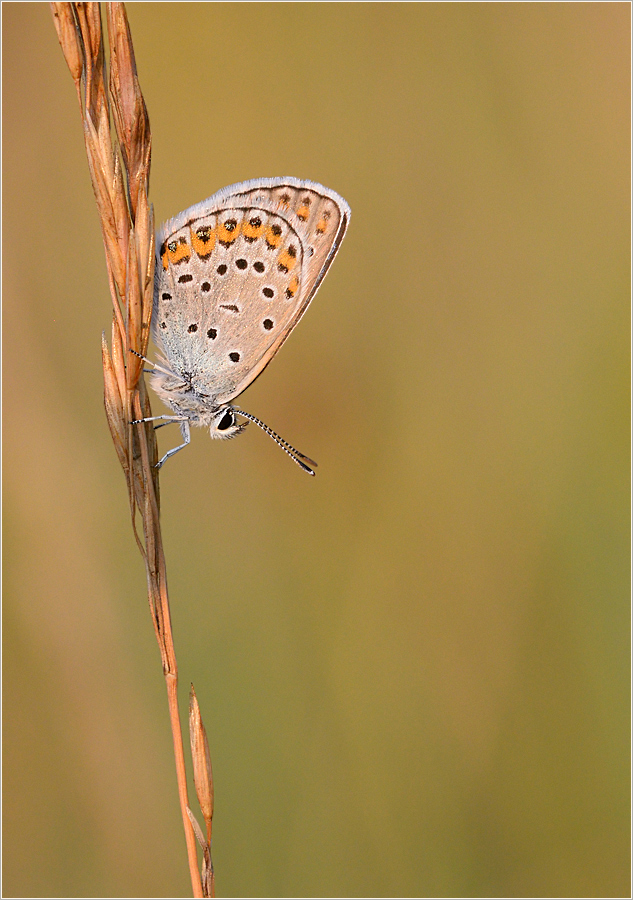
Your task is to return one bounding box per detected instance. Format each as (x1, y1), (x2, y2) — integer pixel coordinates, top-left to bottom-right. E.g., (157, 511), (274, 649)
(232, 409), (317, 476)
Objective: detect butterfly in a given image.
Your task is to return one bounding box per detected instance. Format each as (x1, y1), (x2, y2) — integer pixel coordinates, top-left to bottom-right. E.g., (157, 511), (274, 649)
(136, 178), (350, 473)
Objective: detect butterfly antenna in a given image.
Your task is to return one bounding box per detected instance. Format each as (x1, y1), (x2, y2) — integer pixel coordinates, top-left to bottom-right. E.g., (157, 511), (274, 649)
(233, 409), (318, 476)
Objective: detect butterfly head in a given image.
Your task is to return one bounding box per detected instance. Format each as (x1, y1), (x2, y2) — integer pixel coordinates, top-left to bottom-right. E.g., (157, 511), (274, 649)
(209, 406), (248, 440)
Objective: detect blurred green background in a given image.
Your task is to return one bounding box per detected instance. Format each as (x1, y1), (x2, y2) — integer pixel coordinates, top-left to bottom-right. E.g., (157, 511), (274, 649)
(3, 3), (630, 897)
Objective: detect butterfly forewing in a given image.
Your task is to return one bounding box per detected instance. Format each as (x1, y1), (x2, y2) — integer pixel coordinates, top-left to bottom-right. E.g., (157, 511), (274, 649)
(154, 178), (350, 406)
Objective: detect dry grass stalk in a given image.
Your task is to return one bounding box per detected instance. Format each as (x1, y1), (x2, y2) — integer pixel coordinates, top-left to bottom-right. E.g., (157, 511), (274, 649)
(50, 3), (215, 896)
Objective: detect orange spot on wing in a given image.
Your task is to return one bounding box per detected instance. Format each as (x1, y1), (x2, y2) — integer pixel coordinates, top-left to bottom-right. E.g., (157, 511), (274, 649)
(286, 274), (299, 297)
(297, 205), (310, 221)
(265, 225), (282, 249)
(277, 247), (298, 273)
(217, 218), (241, 246)
(242, 217), (265, 242)
(166, 238), (191, 266)
(316, 218), (328, 235)
(190, 224), (216, 259)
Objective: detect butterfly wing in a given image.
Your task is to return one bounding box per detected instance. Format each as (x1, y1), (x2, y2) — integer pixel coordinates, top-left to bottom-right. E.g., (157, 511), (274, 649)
(154, 178), (350, 406)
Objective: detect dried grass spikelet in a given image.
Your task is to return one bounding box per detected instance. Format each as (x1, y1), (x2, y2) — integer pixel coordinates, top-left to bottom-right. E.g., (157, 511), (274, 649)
(51, 4), (208, 896)
(189, 685), (215, 832)
(189, 685), (216, 897)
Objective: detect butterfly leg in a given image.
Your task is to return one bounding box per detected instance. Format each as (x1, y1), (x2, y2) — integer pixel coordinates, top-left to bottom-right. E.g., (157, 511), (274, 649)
(156, 420), (191, 469)
(130, 414), (187, 426)
(129, 348), (174, 377)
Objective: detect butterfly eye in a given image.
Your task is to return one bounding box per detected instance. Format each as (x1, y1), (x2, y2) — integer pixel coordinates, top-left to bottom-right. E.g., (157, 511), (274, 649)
(217, 410), (235, 431)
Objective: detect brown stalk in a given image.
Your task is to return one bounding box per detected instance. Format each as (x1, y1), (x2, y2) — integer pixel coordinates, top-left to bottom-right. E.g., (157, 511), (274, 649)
(51, 4), (214, 896)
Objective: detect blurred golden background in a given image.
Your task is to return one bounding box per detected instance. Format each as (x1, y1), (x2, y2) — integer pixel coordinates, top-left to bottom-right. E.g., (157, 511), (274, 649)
(3, 3), (629, 897)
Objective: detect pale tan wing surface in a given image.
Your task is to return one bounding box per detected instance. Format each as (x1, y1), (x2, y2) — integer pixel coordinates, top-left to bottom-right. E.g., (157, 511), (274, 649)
(154, 179), (350, 406)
